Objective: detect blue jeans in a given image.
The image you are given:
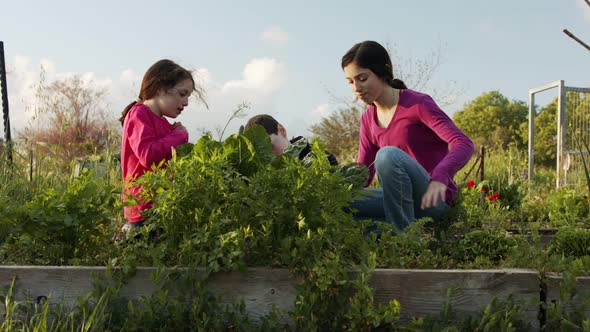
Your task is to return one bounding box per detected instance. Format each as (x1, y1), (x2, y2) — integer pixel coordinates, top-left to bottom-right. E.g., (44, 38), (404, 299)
(351, 147), (449, 231)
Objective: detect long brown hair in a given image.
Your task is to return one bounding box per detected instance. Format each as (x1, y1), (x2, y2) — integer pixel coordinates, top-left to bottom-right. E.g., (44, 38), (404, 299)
(119, 59), (207, 126)
(341, 41), (407, 90)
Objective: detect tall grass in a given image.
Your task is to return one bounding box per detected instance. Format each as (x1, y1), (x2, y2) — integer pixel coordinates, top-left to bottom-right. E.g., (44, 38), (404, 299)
(574, 133), (590, 196)
(456, 144), (559, 194)
(0, 140), (123, 265)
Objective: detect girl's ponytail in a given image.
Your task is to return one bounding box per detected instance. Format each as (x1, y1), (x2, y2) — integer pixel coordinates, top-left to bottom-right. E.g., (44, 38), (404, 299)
(391, 78), (407, 90)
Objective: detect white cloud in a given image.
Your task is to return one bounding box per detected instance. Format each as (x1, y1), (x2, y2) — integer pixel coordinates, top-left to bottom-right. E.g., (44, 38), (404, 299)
(176, 58), (288, 141)
(260, 26), (289, 46)
(2, 55), (135, 136)
(1, 55), (288, 143)
(222, 58), (286, 95)
(309, 103), (331, 120)
(120, 69), (136, 82)
(193, 68), (212, 88)
(288, 103), (331, 137)
(4, 55), (44, 132)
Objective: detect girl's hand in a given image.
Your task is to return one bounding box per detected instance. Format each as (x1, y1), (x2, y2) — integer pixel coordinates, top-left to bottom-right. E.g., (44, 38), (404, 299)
(421, 180), (447, 210)
(172, 122), (187, 133)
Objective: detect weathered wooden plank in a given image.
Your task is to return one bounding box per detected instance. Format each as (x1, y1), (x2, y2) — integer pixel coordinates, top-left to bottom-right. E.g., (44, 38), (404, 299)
(0, 266), (541, 327)
(545, 273), (590, 318)
(0, 266), (297, 321)
(206, 268), (297, 320)
(370, 268), (540, 327)
(0, 266), (115, 303)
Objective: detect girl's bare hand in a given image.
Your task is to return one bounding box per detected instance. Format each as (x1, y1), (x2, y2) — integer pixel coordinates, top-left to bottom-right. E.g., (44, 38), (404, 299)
(421, 180), (447, 209)
(172, 122), (187, 132)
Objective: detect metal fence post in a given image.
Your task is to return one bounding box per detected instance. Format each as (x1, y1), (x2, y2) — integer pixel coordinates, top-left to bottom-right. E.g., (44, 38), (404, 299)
(0, 41), (12, 163)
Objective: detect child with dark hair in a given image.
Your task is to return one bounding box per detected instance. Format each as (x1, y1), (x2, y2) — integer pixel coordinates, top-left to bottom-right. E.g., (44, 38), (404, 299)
(244, 114), (338, 166)
(120, 59), (207, 229)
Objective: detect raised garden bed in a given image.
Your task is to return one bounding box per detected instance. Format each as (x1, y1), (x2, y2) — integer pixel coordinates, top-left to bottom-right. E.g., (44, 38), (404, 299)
(2, 266), (589, 330)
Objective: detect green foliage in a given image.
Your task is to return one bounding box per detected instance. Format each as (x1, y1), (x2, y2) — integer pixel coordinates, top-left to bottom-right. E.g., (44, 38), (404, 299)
(292, 252), (404, 331)
(519, 99), (557, 167)
(4, 123), (590, 329)
(0, 170), (117, 265)
(115, 274), (269, 331)
(309, 106), (361, 163)
(573, 128), (590, 198)
(120, 127), (407, 329)
(451, 180), (521, 231)
(375, 220), (453, 269)
(0, 276), (116, 331)
(549, 227), (590, 258)
(453, 91), (528, 149)
(547, 188), (590, 227)
(410, 295), (531, 331)
(174, 142), (194, 158)
(456, 230), (517, 266)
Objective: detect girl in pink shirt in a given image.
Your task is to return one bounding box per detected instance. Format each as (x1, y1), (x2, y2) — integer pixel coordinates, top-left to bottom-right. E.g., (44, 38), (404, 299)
(342, 41), (474, 231)
(119, 59), (206, 227)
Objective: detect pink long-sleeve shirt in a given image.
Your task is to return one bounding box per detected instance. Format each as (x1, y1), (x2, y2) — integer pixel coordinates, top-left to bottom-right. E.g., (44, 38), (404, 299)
(121, 103), (188, 223)
(358, 89), (474, 204)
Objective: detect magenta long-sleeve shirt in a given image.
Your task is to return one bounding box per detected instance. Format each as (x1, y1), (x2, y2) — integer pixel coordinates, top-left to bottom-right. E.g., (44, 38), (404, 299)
(358, 89), (474, 204)
(121, 104), (188, 222)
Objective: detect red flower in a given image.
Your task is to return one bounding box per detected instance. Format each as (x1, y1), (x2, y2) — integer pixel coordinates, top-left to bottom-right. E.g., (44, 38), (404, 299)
(467, 180), (475, 188)
(487, 193), (500, 201)
(480, 187), (488, 193)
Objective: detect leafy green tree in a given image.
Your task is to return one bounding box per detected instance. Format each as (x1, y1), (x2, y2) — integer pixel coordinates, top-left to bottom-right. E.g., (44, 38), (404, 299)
(453, 91), (528, 149)
(309, 107), (360, 163)
(521, 100), (556, 168)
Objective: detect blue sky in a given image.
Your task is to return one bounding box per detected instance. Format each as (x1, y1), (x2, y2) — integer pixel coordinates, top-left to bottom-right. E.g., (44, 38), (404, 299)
(1, 0), (589, 141)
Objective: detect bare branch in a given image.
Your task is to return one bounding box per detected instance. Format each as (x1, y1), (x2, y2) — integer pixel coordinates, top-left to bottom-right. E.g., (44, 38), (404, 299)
(563, 29), (590, 52)
(218, 102), (251, 141)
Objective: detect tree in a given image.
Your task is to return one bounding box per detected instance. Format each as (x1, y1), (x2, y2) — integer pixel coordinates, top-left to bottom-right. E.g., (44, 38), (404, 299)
(309, 107), (361, 163)
(519, 100), (556, 168)
(453, 91), (528, 149)
(21, 74), (116, 166)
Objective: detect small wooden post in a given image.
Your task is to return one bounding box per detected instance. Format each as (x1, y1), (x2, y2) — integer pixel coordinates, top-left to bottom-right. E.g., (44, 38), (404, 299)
(477, 145), (485, 182)
(478, 146), (486, 206)
(29, 149), (33, 182)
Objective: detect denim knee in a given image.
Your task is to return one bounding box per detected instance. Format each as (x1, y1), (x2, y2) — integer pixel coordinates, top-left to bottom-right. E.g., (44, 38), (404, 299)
(375, 146), (404, 174)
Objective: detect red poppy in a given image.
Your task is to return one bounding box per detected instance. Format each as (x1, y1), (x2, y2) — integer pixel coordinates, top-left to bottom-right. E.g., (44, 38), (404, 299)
(467, 180), (475, 188)
(487, 193), (500, 201)
(480, 187), (488, 193)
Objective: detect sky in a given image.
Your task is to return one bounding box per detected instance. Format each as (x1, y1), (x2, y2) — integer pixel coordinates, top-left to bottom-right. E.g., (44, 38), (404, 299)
(1, 0), (589, 142)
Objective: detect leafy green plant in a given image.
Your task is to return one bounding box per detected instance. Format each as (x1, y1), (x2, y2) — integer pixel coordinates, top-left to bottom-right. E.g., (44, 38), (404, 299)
(455, 230), (518, 267)
(573, 132), (590, 196)
(6, 121), (590, 329)
(549, 227), (590, 258)
(1, 170), (117, 265)
(547, 188), (589, 227)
